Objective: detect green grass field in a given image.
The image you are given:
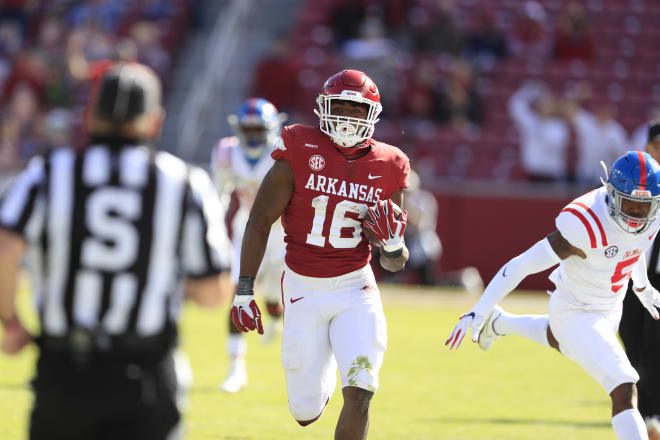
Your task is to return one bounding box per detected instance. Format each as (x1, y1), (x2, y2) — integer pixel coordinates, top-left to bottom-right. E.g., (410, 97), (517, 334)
(0, 283), (616, 439)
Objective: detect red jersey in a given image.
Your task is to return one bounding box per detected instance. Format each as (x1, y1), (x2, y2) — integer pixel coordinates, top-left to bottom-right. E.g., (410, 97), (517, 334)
(273, 124), (409, 277)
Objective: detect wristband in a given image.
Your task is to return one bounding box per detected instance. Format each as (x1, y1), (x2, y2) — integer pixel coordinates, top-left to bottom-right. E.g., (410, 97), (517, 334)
(382, 247), (403, 259)
(236, 276), (256, 296)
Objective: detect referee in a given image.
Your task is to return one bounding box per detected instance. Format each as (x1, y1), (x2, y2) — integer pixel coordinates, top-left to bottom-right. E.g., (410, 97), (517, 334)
(0, 63), (232, 439)
(620, 120), (660, 438)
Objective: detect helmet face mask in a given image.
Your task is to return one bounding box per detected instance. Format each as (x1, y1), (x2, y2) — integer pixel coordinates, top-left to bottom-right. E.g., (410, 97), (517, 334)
(602, 151), (660, 234)
(315, 70), (382, 148)
(606, 185), (659, 233)
(228, 98), (283, 159)
(237, 123), (270, 159)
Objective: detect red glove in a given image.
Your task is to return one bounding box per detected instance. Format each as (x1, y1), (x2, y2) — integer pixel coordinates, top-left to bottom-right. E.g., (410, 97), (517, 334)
(230, 277), (264, 334)
(363, 199), (407, 257)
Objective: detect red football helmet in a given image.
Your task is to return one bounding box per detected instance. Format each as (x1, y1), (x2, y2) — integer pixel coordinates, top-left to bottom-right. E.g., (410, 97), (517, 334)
(314, 70), (382, 148)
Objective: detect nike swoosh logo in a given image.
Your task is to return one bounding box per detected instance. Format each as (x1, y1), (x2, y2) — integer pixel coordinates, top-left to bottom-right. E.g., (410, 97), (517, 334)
(368, 174), (382, 179)
(290, 297), (304, 304)
(502, 265), (508, 277)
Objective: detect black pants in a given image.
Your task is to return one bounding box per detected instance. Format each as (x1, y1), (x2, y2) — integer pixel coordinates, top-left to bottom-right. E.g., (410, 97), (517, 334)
(29, 352), (181, 440)
(620, 287), (660, 418)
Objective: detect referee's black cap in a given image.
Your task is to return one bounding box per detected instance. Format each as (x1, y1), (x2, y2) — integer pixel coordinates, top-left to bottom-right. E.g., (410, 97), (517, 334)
(649, 120), (660, 143)
(94, 63), (161, 124)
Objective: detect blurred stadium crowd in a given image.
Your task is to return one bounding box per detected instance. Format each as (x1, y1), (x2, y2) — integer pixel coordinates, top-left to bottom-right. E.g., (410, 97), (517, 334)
(0, 0), (199, 172)
(252, 0), (660, 184)
(1, 0), (660, 184)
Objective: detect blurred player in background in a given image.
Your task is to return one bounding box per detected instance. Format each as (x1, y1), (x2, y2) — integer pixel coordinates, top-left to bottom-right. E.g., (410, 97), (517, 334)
(211, 98), (287, 393)
(230, 69), (409, 439)
(447, 151), (660, 440)
(401, 169), (483, 292)
(400, 169), (442, 285)
(620, 121), (660, 439)
(0, 63), (232, 439)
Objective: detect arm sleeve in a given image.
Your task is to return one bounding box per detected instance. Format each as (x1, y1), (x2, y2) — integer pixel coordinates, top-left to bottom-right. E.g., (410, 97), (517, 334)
(631, 253), (650, 290)
(0, 156), (46, 241)
(472, 238), (561, 314)
(181, 167), (232, 278)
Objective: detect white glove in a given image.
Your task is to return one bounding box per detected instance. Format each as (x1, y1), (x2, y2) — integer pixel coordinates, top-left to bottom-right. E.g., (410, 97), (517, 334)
(445, 310), (487, 350)
(634, 285), (660, 320)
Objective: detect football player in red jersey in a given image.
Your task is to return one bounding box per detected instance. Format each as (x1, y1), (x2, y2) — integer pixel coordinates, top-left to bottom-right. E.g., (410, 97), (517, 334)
(230, 70), (410, 439)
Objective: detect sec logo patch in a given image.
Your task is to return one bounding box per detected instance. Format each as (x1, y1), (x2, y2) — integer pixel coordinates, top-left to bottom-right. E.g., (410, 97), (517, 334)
(605, 246), (618, 258)
(309, 155), (326, 171)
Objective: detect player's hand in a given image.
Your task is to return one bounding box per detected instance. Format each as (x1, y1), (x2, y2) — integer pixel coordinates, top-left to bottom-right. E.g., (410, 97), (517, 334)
(230, 277), (264, 334)
(634, 285), (660, 320)
(363, 199), (407, 257)
(445, 310), (486, 350)
(1, 316), (32, 355)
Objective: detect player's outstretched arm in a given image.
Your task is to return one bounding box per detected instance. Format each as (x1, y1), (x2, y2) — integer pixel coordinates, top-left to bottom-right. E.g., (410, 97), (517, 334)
(446, 232), (569, 350)
(231, 160), (293, 335)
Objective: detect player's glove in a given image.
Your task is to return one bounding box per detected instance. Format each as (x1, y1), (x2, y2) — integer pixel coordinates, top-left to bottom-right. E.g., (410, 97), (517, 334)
(230, 277), (264, 334)
(634, 285), (660, 320)
(363, 199), (408, 258)
(445, 309), (487, 350)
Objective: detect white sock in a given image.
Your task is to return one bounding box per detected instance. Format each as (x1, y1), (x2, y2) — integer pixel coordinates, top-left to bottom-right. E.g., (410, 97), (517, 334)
(612, 409), (648, 440)
(493, 311), (550, 348)
(228, 334), (247, 359)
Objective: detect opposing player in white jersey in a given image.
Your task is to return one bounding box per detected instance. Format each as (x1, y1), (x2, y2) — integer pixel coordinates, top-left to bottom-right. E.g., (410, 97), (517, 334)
(211, 98), (287, 392)
(447, 151), (660, 440)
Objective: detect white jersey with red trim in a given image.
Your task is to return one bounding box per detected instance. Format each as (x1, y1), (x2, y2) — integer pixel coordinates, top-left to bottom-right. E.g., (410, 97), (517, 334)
(550, 186), (660, 310)
(210, 136), (274, 212)
(210, 136), (285, 285)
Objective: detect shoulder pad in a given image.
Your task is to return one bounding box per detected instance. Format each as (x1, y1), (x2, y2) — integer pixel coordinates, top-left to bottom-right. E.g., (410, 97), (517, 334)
(272, 125), (294, 162)
(556, 203), (607, 250)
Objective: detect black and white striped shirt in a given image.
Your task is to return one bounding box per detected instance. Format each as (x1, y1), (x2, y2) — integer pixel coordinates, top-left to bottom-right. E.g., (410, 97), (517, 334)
(0, 141), (230, 341)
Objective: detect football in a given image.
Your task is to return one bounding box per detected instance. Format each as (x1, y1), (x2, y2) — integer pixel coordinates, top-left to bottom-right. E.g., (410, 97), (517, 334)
(363, 225), (382, 248)
(362, 198), (403, 247)
(390, 200), (403, 218)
